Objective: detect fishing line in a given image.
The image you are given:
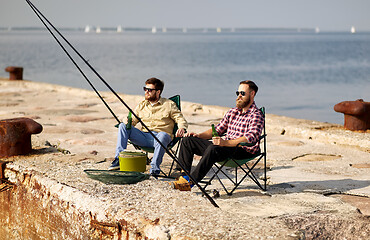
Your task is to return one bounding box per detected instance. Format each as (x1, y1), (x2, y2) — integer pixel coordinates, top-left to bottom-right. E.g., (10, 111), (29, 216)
(25, 0), (120, 124)
(25, 0), (219, 208)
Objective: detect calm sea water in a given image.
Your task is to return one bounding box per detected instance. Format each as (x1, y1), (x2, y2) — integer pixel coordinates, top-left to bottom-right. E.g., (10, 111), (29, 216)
(1, 30), (369, 124)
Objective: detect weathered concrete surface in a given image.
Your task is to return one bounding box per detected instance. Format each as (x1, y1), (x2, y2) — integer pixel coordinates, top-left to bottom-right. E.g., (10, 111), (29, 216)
(0, 78), (369, 239)
(0, 172), (93, 239)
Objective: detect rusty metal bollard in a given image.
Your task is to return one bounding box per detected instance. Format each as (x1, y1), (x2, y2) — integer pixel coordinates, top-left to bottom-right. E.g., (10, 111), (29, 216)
(5, 66), (23, 80)
(334, 99), (370, 131)
(0, 118), (43, 157)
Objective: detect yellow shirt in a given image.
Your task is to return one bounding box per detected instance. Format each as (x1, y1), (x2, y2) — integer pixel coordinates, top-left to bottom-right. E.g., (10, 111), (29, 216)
(132, 97), (188, 139)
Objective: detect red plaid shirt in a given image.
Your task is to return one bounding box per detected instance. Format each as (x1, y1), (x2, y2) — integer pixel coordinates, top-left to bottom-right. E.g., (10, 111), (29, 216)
(215, 102), (264, 154)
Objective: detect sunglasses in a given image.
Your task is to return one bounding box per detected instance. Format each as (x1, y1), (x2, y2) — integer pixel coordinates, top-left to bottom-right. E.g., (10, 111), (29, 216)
(143, 87), (158, 92)
(236, 91), (246, 96)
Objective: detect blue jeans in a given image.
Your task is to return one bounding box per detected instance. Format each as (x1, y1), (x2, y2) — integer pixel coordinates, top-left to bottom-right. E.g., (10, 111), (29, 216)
(115, 123), (171, 174)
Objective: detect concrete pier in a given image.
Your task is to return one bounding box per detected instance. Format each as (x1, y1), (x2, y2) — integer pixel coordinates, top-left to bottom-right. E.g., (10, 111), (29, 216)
(0, 78), (369, 239)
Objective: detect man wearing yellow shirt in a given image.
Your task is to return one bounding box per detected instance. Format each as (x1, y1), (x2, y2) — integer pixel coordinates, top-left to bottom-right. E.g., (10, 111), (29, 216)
(109, 78), (188, 175)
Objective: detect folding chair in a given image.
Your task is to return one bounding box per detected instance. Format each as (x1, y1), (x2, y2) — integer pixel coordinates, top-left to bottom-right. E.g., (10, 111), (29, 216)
(204, 107), (267, 195)
(130, 95), (182, 177)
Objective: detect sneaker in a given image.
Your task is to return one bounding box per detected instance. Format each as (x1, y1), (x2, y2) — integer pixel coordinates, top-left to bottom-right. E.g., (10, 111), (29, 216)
(108, 158), (120, 170)
(150, 170), (161, 175)
(150, 171), (161, 179)
(171, 176), (192, 191)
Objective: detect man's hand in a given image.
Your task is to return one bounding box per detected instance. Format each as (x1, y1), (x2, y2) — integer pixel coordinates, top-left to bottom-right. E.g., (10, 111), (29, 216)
(212, 136), (226, 146)
(184, 132), (199, 138)
(175, 128), (186, 137)
(183, 128), (213, 139)
(213, 136), (249, 147)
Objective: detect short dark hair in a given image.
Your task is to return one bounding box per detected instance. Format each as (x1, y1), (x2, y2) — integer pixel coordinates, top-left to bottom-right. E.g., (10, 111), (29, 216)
(240, 80), (258, 94)
(145, 77), (164, 93)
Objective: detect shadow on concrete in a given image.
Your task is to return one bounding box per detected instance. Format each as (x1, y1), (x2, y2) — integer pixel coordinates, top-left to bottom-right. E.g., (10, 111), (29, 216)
(205, 179), (370, 200)
(30, 147), (59, 155)
(278, 179), (370, 193)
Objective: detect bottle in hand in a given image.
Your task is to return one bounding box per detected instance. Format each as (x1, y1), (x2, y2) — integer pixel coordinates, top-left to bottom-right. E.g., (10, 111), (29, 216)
(211, 124), (219, 137)
(126, 111), (132, 129)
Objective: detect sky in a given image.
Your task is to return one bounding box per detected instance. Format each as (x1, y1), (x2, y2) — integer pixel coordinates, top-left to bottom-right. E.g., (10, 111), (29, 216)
(1, 0), (370, 31)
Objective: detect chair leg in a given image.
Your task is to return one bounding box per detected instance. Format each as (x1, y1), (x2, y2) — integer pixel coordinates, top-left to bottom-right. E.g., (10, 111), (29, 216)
(159, 169), (169, 177)
(263, 153), (267, 191)
(168, 149), (176, 175)
(235, 167), (237, 183)
(227, 157), (266, 193)
(204, 162), (233, 192)
(203, 165), (221, 190)
(205, 163), (239, 196)
(145, 152), (151, 165)
(167, 141), (181, 176)
(215, 167), (234, 195)
(214, 164), (238, 185)
(206, 154), (267, 196)
(242, 160), (266, 191)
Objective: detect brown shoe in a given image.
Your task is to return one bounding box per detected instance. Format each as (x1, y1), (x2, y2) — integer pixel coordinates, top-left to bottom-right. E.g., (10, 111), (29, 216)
(170, 176), (191, 191)
(173, 182), (191, 191)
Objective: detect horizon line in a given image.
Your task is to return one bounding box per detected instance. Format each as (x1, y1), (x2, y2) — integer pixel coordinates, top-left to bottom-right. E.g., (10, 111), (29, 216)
(0, 26), (366, 33)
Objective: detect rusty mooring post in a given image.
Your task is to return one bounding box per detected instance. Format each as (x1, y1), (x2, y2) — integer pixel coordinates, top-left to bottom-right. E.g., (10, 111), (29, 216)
(334, 99), (370, 131)
(0, 118), (43, 157)
(5, 66), (23, 80)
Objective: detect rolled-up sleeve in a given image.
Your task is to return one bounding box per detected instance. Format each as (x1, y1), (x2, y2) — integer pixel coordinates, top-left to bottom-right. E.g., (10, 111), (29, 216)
(170, 101), (188, 130)
(244, 110), (264, 144)
(216, 110), (231, 136)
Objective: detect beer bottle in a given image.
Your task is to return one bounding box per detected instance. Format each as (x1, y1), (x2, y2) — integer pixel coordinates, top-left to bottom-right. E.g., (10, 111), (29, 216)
(126, 111), (132, 129)
(211, 124), (219, 137)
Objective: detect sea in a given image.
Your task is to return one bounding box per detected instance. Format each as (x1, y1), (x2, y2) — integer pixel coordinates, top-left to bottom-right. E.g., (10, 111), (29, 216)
(1, 28), (369, 124)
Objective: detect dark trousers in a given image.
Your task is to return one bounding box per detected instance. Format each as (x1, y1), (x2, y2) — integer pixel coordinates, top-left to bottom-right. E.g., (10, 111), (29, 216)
(178, 137), (256, 183)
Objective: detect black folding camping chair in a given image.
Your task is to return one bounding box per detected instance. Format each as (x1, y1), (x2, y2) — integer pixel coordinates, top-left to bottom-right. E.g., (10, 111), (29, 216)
(130, 95), (183, 177)
(203, 107), (267, 195)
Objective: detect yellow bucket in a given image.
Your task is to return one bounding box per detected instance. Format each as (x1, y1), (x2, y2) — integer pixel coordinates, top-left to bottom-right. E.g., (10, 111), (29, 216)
(119, 151), (146, 172)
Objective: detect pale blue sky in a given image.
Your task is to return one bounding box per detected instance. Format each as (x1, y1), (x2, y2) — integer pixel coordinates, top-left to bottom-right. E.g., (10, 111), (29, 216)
(1, 0), (370, 31)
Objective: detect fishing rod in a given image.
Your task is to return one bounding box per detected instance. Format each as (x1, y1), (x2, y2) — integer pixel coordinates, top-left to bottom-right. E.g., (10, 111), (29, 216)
(25, 0), (219, 208)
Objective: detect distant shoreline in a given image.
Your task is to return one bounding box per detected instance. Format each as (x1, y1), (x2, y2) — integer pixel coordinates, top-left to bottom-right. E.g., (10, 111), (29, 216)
(1, 26), (365, 34)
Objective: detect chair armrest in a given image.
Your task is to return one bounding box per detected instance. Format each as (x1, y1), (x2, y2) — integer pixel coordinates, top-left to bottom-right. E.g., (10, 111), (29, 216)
(237, 142), (257, 147)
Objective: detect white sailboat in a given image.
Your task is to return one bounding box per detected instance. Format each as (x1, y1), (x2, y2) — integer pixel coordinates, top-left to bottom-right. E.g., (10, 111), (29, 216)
(84, 25), (90, 33)
(96, 26), (101, 33)
(315, 27), (320, 34)
(351, 26), (356, 34)
(117, 25), (123, 33)
(182, 28), (187, 33)
(162, 27), (167, 33)
(216, 27), (222, 33)
(151, 26), (157, 33)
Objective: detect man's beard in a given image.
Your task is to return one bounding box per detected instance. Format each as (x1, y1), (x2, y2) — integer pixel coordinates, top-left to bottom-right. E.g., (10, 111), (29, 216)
(145, 94), (159, 102)
(236, 96), (251, 109)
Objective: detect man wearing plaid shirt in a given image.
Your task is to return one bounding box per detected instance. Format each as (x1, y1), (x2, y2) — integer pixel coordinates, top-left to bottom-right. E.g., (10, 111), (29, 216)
(173, 80), (264, 190)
